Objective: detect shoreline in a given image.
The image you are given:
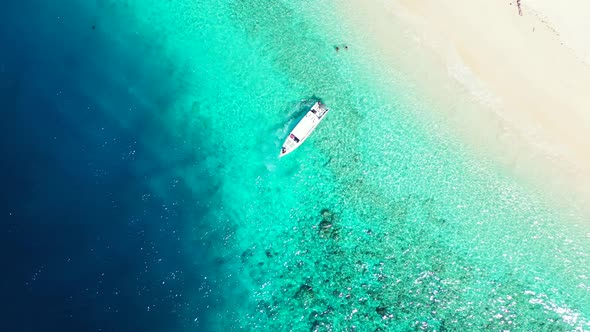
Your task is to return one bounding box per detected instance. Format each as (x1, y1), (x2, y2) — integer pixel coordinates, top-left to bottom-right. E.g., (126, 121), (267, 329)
(335, 0), (590, 216)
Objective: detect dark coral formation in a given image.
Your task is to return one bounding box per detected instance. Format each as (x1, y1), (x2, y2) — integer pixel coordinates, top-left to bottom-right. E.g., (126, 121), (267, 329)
(318, 208), (340, 240)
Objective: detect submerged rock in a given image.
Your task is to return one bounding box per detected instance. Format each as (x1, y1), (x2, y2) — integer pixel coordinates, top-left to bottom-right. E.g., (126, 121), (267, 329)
(318, 208), (341, 240)
(322, 305), (334, 316)
(294, 284), (315, 303)
(321, 209), (335, 223)
(241, 248), (254, 263)
(376, 306), (388, 316)
(310, 320), (332, 332)
(256, 300), (273, 317)
(319, 219), (332, 230)
(310, 320), (321, 332)
(308, 310), (319, 320)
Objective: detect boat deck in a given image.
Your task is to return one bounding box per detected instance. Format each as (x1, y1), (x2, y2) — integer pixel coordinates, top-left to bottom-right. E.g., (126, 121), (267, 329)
(279, 101), (329, 157)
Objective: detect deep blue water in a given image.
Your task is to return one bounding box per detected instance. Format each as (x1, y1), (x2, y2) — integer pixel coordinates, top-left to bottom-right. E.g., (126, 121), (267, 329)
(0, 2), (225, 331)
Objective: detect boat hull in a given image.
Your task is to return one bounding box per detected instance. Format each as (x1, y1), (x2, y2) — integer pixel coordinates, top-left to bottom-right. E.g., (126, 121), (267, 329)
(279, 101), (329, 157)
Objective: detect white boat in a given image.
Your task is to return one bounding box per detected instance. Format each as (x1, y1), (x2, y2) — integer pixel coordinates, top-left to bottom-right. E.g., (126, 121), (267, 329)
(279, 101), (329, 157)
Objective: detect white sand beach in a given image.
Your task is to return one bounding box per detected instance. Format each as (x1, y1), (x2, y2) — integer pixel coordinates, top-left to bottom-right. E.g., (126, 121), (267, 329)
(338, 0), (590, 212)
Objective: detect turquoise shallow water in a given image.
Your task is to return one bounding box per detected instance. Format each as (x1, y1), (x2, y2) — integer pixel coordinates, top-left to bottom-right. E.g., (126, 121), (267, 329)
(32, 0), (589, 330)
